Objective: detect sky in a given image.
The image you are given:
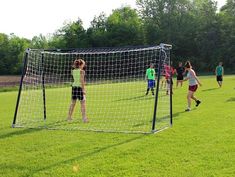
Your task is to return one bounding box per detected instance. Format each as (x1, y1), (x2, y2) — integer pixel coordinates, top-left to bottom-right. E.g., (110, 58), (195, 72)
(0, 0), (227, 39)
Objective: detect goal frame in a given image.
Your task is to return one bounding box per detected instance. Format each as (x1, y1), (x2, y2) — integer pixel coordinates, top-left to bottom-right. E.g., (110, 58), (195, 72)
(12, 44), (173, 133)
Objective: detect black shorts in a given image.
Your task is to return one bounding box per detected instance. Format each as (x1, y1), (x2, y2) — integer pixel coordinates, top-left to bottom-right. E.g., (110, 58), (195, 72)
(72, 87), (84, 100)
(167, 78), (173, 85)
(177, 75), (183, 81)
(217, 76), (223, 81)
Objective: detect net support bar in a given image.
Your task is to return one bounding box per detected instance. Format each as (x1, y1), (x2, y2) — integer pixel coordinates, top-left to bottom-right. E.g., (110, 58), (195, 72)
(41, 53), (47, 121)
(12, 49), (29, 127)
(152, 47), (163, 131)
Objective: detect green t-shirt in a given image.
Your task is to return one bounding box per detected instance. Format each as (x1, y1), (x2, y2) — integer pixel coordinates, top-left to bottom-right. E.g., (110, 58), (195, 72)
(72, 69), (81, 87)
(216, 66), (223, 76)
(146, 68), (155, 80)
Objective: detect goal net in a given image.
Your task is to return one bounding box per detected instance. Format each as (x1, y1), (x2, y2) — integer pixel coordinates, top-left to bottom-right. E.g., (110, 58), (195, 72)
(13, 44), (172, 133)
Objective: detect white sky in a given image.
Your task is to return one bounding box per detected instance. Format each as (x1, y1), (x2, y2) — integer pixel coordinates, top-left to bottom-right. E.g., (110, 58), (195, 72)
(0, 0), (226, 39)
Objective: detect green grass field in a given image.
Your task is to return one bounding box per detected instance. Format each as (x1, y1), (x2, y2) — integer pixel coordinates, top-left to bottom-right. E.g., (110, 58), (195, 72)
(0, 76), (234, 177)
(14, 80), (170, 133)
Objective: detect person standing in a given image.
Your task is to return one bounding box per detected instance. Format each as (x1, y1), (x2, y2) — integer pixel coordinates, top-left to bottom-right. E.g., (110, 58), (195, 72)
(67, 59), (88, 123)
(215, 62), (224, 87)
(164, 64), (175, 95)
(183, 61), (202, 111)
(145, 63), (156, 96)
(176, 62), (185, 88)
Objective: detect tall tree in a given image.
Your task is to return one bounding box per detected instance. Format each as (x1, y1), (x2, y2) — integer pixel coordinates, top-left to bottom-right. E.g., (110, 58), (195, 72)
(87, 12), (109, 47)
(30, 34), (49, 49)
(218, 0), (235, 72)
(106, 6), (145, 46)
(61, 18), (89, 48)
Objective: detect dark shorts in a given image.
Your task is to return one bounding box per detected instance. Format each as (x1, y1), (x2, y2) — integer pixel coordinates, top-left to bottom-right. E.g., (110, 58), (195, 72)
(148, 80), (155, 88)
(72, 87), (84, 100)
(167, 78), (173, 85)
(177, 75), (184, 81)
(217, 76), (223, 81)
(189, 85), (198, 92)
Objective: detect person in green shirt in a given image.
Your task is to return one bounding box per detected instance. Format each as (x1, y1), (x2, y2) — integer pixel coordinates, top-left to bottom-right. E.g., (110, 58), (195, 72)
(67, 59), (88, 123)
(145, 63), (156, 95)
(215, 62), (224, 87)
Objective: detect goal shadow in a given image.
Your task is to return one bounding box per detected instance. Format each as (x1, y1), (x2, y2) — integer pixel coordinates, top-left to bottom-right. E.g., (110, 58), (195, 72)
(0, 128), (43, 140)
(23, 134), (146, 176)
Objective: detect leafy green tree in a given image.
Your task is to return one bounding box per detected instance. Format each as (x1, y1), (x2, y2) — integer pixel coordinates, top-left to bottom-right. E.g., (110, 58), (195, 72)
(0, 33), (9, 74)
(60, 18), (89, 48)
(217, 0), (235, 72)
(87, 12), (109, 47)
(106, 6), (145, 46)
(30, 34), (49, 49)
(137, 0), (198, 60)
(0, 33), (30, 74)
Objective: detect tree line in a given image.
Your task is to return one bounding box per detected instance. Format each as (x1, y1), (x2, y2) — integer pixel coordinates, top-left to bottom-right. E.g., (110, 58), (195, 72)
(0, 0), (234, 75)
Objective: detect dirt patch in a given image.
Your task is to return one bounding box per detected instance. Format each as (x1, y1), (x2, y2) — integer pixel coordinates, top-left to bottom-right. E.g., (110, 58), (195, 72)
(0, 76), (21, 87)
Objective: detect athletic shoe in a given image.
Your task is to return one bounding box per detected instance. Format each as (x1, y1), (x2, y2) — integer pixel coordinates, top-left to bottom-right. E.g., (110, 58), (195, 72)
(83, 118), (89, 123)
(196, 100), (201, 107)
(185, 108), (191, 112)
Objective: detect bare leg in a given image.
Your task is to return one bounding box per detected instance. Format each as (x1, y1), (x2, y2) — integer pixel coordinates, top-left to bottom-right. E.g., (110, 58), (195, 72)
(81, 100), (88, 123)
(164, 80), (166, 88)
(187, 91), (194, 109)
(180, 81), (183, 87)
(68, 100), (76, 120)
(191, 94), (197, 101)
(176, 80), (179, 88)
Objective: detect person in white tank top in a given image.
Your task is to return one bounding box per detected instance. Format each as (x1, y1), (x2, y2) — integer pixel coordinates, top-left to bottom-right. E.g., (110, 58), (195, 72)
(183, 61), (202, 111)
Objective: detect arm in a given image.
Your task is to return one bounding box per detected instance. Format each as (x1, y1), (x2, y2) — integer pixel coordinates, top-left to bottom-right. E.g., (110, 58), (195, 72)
(80, 70), (85, 94)
(183, 77), (189, 82)
(145, 70), (148, 80)
(183, 71), (189, 82)
(175, 68), (178, 76)
(215, 66), (218, 76)
(182, 68), (186, 75)
(222, 67), (224, 76)
(191, 70), (202, 86)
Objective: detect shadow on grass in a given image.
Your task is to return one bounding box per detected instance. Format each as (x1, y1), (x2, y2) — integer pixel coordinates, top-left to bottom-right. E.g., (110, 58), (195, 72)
(226, 97), (235, 102)
(172, 107), (196, 119)
(0, 128), (43, 140)
(132, 108), (197, 128)
(114, 94), (169, 102)
(202, 88), (219, 92)
(0, 119), (68, 140)
(114, 95), (153, 102)
(23, 134), (146, 177)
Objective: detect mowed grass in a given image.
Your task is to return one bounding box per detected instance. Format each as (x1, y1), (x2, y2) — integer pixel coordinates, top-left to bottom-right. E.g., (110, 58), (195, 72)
(0, 76), (234, 177)
(15, 81), (169, 133)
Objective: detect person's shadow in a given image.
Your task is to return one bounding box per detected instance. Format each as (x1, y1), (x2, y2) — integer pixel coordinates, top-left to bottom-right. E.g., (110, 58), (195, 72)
(172, 107), (196, 118)
(202, 88), (219, 92)
(226, 97), (235, 102)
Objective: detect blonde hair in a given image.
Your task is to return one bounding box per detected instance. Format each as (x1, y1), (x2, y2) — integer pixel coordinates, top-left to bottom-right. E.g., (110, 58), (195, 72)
(73, 59), (85, 69)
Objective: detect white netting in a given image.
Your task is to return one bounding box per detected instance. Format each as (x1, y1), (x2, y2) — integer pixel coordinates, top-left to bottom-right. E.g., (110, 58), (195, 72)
(13, 44), (172, 133)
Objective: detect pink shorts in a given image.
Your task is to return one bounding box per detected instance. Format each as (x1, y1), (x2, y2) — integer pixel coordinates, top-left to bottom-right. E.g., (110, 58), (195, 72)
(189, 85), (198, 92)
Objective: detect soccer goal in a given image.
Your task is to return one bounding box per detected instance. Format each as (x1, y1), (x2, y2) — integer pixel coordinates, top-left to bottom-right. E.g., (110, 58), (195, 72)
(12, 44), (172, 133)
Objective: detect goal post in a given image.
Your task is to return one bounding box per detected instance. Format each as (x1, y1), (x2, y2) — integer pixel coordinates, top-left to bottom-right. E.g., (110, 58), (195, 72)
(13, 44), (172, 133)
